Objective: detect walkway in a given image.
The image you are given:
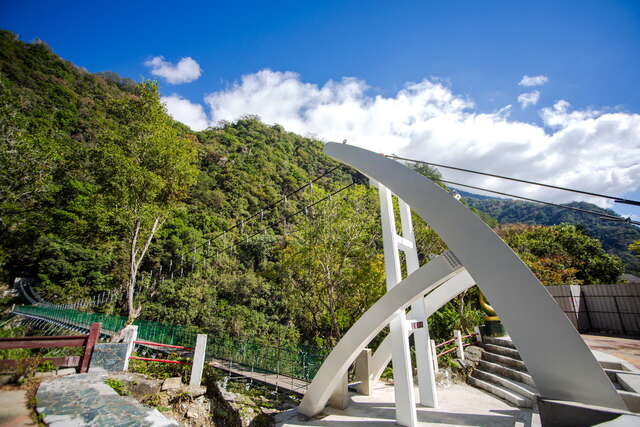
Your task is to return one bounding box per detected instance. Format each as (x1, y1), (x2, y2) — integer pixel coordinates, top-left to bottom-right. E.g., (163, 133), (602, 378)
(0, 389), (33, 426)
(278, 382), (540, 427)
(36, 370), (178, 426)
(210, 359), (309, 395)
(583, 334), (640, 370)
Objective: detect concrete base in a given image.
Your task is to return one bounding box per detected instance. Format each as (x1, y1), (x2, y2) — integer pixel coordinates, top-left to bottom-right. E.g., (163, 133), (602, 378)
(328, 371), (349, 410)
(537, 398), (639, 427)
(285, 381), (540, 426)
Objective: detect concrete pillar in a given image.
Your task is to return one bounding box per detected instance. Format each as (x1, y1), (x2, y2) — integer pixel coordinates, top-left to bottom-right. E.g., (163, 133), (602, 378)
(354, 348), (373, 396)
(474, 325), (482, 343)
(328, 369), (349, 410)
(454, 330), (464, 360)
(430, 339), (439, 374)
(190, 334), (207, 387)
(123, 325), (138, 371)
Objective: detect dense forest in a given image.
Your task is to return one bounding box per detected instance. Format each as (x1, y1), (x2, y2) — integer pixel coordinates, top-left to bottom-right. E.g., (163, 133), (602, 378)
(0, 31), (636, 353)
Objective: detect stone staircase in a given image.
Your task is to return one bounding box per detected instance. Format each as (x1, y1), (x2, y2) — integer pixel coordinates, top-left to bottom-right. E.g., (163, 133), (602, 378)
(468, 336), (537, 408)
(467, 335), (640, 412)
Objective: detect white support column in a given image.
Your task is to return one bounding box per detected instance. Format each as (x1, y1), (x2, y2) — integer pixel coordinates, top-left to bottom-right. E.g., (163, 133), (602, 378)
(376, 182), (418, 427)
(190, 334), (207, 387)
(123, 325), (138, 371)
(399, 199), (437, 408)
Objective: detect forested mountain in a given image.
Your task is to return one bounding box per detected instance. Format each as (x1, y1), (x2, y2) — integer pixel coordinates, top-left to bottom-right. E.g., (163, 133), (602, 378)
(0, 31), (635, 352)
(459, 191), (640, 275)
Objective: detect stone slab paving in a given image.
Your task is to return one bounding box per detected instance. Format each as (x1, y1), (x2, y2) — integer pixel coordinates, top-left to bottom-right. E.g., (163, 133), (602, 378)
(36, 370), (178, 427)
(582, 334), (640, 370)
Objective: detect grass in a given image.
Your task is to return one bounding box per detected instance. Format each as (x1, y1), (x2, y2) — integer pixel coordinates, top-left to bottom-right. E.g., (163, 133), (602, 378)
(104, 378), (129, 396)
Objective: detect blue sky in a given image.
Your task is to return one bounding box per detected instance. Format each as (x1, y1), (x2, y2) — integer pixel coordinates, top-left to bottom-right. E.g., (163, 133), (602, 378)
(2, 0), (640, 218)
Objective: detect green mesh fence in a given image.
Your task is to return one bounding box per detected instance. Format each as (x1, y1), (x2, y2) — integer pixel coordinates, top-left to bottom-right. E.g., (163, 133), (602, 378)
(205, 336), (325, 382)
(14, 305), (198, 347)
(13, 305), (325, 382)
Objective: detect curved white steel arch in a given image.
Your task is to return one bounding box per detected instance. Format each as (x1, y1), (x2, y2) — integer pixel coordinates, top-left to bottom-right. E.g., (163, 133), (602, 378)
(370, 268), (476, 383)
(313, 142), (625, 411)
(298, 254), (462, 417)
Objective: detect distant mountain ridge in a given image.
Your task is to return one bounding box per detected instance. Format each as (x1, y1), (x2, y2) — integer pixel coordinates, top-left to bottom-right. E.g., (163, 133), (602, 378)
(459, 190), (640, 275)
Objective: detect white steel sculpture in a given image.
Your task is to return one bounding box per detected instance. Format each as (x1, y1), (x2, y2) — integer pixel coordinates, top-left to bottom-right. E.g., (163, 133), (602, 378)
(298, 142), (626, 426)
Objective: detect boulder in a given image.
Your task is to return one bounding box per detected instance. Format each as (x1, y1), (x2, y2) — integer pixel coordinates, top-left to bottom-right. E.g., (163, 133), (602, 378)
(162, 377), (183, 391)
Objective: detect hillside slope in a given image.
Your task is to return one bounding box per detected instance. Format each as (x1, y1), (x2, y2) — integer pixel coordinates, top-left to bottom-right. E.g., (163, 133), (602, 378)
(461, 192), (640, 275)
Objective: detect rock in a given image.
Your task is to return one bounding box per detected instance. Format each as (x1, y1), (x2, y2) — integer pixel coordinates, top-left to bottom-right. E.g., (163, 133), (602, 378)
(162, 377), (183, 391)
(56, 368), (76, 376)
(0, 375), (13, 386)
(464, 345), (483, 362)
(435, 368), (453, 388)
(35, 371), (55, 379)
(185, 385), (207, 397)
(186, 407), (199, 419)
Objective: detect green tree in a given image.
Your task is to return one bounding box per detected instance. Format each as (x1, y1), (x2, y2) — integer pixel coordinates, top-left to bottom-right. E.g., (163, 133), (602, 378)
(97, 81), (198, 328)
(497, 223), (623, 285)
(280, 185), (385, 347)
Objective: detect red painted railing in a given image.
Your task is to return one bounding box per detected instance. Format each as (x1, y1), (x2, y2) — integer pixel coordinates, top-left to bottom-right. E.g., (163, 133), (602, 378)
(0, 322), (100, 373)
(129, 340), (192, 365)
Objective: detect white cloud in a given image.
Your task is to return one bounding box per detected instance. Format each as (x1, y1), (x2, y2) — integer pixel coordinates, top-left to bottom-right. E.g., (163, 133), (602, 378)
(161, 95), (209, 131)
(166, 69), (640, 207)
(517, 91), (540, 109)
(519, 75), (549, 87)
(145, 56), (201, 84)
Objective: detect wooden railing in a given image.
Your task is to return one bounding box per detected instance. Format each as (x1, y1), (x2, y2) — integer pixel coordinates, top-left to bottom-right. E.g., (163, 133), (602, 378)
(0, 322), (100, 373)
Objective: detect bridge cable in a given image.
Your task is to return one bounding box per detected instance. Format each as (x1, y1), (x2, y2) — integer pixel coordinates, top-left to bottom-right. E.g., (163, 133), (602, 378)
(386, 154), (640, 207)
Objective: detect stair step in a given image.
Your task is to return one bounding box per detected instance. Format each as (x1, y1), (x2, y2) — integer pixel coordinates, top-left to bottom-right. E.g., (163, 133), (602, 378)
(482, 336), (517, 349)
(484, 343), (521, 360)
(618, 390), (640, 413)
(483, 351), (527, 372)
(468, 375), (533, 408)
(478, 360), (535, 387)
(472, 369), (537, 400)
(617, 372), (640, 394)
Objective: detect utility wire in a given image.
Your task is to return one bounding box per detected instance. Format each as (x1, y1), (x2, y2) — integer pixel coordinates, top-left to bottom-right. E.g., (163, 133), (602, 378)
(206, 181), (357, 261)
(440, 179), (640, 226)
(180, 164), (344, 256)
(386, 154), (640, 207)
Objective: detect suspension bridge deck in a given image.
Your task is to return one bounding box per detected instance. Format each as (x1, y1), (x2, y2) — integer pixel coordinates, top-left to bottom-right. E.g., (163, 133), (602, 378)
(209, 358), (309, 395)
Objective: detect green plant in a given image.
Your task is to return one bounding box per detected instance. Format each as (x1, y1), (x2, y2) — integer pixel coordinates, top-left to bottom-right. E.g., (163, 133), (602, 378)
(36, 360), (55, 373)
(104, 378), (129, 396)
(142, 393), (162, 407)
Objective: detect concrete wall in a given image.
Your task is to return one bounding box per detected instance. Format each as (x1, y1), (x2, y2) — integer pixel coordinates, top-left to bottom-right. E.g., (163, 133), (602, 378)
(547, 284), (640, 335)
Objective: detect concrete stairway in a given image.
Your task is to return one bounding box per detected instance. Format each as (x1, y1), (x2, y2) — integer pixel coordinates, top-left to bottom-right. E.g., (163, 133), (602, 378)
(468, 336), (537, 408)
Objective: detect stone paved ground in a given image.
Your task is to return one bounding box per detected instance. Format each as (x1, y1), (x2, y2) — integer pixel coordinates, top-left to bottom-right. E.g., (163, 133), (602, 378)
(36, 370), (179, 427)
(582, 334), (640, 369)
